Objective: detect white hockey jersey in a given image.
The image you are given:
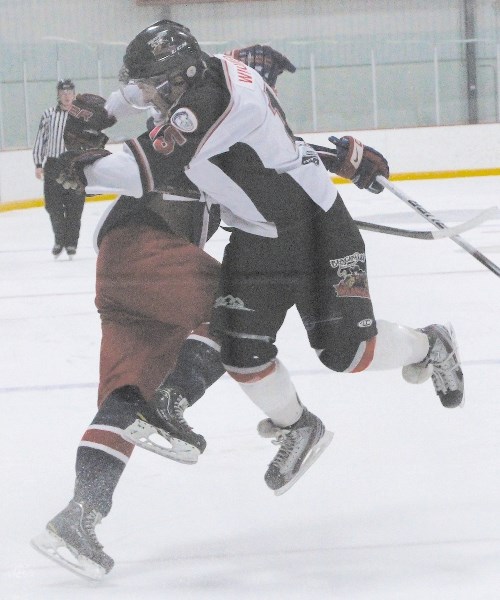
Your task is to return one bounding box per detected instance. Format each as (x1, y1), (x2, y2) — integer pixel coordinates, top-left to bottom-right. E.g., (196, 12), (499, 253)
(183, 55), (337, 237)
(85, 55), (338, 238)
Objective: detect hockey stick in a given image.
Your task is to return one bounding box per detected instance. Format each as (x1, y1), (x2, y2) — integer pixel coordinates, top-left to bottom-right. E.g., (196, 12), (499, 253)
(355, 206), (498, 240)
(377, 175), (500, 276)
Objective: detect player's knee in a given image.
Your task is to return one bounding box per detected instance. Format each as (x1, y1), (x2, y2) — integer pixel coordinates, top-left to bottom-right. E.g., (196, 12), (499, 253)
(219, 335), (277, 380)
(165, 336), (225, 403)
(99, 385), (142, 407)
(96, 385), (144, 429)
(318, 336), (376, 373)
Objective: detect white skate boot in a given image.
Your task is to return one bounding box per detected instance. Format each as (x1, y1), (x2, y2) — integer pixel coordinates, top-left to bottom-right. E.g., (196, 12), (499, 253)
(403, 323), (464, 408)
(258, 407), (333, 496)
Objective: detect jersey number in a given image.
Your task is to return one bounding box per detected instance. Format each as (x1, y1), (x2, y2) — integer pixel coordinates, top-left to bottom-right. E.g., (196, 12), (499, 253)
(150, 124), (187, 156)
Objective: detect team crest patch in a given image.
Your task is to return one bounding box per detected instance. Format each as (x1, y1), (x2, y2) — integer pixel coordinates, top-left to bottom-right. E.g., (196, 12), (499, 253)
(171, 108), (198, 133)
(330, 252), (370, 299)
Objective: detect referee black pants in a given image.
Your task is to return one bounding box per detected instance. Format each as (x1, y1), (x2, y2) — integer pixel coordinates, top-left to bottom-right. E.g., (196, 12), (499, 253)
(43, 158), (86, 248)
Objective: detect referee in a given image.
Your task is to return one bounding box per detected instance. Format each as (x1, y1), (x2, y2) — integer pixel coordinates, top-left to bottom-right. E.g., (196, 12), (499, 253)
(33, 79), (86, 259)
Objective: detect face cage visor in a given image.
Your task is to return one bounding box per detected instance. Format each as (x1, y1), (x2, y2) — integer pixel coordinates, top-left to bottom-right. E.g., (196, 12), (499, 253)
(119, 74), (175, 110)
(118, 60), (201, 109)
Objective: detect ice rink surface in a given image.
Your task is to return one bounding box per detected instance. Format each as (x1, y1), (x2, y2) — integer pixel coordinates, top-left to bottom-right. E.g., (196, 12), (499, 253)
(1, 177), (499, 599)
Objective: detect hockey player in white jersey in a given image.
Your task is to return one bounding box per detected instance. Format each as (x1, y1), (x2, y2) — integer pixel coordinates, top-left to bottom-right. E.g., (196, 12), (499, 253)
(32, 20), (463, 579)
(60, 19), (464, 482)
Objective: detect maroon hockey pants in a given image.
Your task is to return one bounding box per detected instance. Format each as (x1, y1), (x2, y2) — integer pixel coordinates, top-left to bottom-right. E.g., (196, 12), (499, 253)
(95, 223), (220, 406)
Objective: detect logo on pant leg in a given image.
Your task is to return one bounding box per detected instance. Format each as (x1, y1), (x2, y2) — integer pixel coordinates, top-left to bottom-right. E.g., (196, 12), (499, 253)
(330, 252), (370, 299)
(358, 318), (373, 327)
(214, 295), (255, 311)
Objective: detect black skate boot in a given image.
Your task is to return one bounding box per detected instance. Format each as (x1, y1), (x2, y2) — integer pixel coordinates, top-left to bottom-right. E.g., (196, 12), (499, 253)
(52, 244), (63, 258)
(66, 246), (77, 260)
(258, 407), (333, 496)
(403, 323), (464, 408)
(31, 500), (113, 580)
(123, 386), (206, 464)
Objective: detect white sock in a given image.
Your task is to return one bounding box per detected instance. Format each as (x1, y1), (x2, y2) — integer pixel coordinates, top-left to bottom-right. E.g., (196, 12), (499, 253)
(236, 360), (303, 427)
(368, 319), (429, 370)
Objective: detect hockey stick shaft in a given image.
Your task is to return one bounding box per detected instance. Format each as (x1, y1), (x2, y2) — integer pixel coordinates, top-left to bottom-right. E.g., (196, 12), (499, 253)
(355, 220), (437, 239)
(377, 175), (500, 276)
(355, 206), (498, 240)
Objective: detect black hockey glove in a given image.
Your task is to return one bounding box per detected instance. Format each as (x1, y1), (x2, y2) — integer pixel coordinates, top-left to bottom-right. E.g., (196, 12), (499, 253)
(64, 93), (117, 152)
(328, 136), (389, 194)
(227, 45), (296, 88)
(55, 148), (111, 193)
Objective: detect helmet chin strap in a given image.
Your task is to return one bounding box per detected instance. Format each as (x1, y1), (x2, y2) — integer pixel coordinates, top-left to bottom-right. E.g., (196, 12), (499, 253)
(153, 77), (190, 115)
(155, 79), (173, 97)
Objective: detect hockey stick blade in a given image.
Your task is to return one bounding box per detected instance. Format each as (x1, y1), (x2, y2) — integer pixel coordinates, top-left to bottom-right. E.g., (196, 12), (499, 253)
(355, 206), (499, 240)
(377, 175), (500, 277)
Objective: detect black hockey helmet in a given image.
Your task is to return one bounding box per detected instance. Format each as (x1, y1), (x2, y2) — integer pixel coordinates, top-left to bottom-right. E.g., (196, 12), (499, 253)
(57, 79), (75, 91)
(121, 20), (205, 92)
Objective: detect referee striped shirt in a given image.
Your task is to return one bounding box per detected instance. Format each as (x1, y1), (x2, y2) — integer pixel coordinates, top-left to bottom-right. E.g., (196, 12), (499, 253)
(32, 105), (69, 167)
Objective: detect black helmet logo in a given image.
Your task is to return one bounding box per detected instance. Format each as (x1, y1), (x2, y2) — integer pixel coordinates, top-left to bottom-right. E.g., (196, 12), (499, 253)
(148, 33), (188, 59)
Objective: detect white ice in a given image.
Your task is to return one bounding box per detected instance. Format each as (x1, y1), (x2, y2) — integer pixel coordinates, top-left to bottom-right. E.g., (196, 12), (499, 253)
(1, 177), (499, 599)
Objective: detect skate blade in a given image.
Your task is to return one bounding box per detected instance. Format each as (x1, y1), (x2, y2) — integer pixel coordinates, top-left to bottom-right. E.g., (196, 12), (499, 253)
(123, 419), (200, 464)
(274, 430), (334, 497)
(31, 530), (106, 581)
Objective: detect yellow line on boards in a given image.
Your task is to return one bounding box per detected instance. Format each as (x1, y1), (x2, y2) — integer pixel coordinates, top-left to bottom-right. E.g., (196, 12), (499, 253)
(332, 167), (500, 184)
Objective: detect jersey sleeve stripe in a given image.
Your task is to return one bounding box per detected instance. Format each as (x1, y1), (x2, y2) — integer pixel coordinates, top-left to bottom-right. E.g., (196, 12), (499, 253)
(125, 138), (155, 193)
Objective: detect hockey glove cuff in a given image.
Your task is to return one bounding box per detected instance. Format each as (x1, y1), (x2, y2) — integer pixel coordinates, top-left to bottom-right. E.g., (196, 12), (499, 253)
(328, 136), (389, 194)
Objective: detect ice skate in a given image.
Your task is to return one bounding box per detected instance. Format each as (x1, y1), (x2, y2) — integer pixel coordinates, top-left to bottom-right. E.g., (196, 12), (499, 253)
(52, 244), (63, 259)
(403, 323), (464, 408)
(258, 407), (333, 496)
(66, 246), (77, 260)
(123, 386), (206, 464)
(31, 500), (113, 580)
